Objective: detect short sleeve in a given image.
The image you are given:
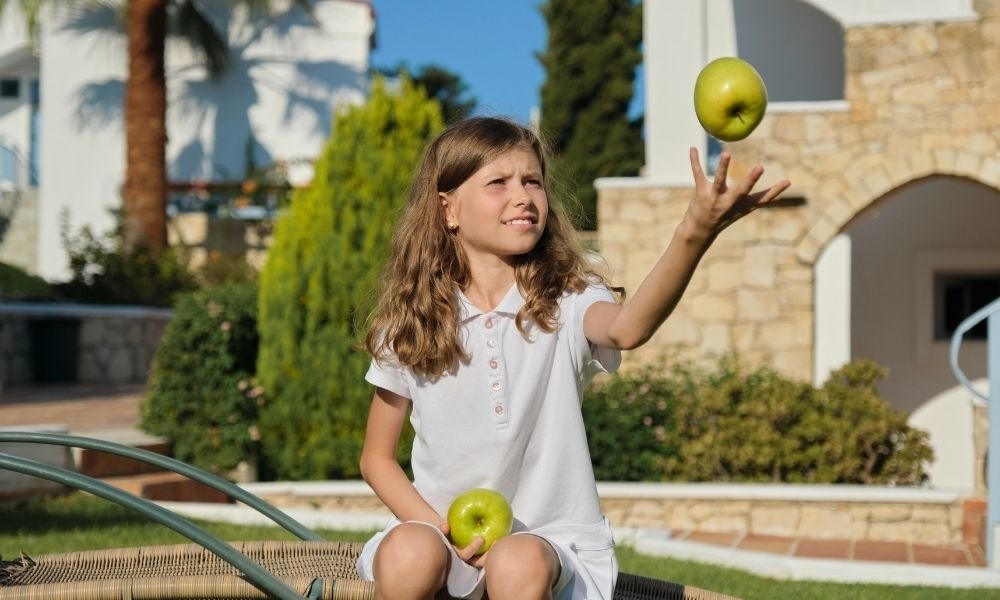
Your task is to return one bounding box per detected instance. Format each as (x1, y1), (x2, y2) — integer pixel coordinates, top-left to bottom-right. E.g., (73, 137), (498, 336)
(365, 355), (411, 399)
(573, 284), (622, 377)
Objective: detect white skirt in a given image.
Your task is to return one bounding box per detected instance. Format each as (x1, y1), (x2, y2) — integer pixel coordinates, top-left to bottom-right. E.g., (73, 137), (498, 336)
(356, 517), (618, 600)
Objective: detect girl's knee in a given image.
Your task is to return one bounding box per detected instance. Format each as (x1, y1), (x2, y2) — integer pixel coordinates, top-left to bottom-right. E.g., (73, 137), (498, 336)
(373, 523), (449, 592)
(484, 535), (559, 596)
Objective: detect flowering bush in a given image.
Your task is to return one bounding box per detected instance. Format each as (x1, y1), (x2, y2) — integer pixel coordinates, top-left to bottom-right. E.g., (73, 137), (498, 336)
(141, 282), (263, 477)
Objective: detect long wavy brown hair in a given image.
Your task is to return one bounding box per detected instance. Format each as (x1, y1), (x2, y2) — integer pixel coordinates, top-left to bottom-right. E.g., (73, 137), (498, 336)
(364, 117), (622, 378)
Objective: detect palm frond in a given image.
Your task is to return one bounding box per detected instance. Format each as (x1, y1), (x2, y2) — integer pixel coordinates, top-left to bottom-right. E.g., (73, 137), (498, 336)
(172, 0), (230, 77)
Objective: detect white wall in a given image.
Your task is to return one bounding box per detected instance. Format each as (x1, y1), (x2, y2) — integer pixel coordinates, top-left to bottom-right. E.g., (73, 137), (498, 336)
(642, 0), (735, 184)
(37, 6), (125, 279)
(849, 177), (1000, 415)
(165, 1), (372, 183)
(32, 1), (373, 280)
(814, 233), (851, 386)
(909, 381), (983, 491)
(0, 3), (31, 66)
(805, 0), (976, 26)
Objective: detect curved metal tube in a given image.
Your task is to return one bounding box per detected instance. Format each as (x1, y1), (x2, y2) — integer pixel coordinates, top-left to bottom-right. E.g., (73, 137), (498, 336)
(0, 452), (307, 599)
(949, 297), (999, 405)
(0, 431), (322, 541)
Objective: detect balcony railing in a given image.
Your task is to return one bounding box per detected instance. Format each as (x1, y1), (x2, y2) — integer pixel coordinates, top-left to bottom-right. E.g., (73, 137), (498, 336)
(167, 180), (292, 220)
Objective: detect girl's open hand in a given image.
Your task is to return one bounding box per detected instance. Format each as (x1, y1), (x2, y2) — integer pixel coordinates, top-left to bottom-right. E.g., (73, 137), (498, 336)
(686, 147), (791, 240)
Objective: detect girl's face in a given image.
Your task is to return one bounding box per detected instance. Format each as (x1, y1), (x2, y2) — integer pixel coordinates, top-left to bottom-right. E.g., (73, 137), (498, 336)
(440, 147), (548, 266)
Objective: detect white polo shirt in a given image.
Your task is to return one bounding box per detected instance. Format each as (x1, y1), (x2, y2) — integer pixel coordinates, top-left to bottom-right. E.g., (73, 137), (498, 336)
(362, 282), (622, 599)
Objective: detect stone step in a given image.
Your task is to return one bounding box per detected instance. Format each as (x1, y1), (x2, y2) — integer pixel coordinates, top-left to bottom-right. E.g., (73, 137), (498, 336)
(69, 427), (232, 504)
(101, 471), (232, 504)
(72, 428), (172, 479)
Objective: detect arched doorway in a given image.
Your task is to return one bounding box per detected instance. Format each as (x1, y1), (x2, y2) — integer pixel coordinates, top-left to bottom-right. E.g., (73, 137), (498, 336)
(815, 175), (1000, 489)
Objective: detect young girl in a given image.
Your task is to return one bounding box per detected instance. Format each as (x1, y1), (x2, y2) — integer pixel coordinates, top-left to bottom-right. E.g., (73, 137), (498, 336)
(357, 116), (789, 600)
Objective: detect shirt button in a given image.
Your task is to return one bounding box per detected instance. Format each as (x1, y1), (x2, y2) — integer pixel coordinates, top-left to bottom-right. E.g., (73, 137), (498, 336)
(489, 359), (499, 369)
(494, 405), (504, 414)
(484, 318), (494, 329)
(486, 339), (496, 348)
(491, 382), (502, 392)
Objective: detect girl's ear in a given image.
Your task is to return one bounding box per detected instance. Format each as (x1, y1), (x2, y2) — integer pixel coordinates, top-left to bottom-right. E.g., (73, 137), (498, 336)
(440, 192), (457, 229)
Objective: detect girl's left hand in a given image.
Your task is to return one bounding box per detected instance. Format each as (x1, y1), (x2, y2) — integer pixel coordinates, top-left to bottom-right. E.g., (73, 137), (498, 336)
(441, 522), (488, 567)
(686, 147), (791, 240)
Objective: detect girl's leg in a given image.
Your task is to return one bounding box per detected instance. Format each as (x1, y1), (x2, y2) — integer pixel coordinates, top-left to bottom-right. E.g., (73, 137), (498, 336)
(483, 534), (560, 600)
(372, 522), (450, 600)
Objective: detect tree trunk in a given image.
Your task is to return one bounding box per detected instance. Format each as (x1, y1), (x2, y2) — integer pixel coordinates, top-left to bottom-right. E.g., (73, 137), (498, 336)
(123, 0), (168, 253)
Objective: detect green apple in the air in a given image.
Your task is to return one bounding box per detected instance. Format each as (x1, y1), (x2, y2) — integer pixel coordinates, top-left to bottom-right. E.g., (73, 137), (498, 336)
(693, 56), (768, 142)
(446, 488), (514, 555)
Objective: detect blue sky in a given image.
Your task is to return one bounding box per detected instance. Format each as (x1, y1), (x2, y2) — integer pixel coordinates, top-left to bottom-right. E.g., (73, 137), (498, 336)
(369, 0), (549, 124)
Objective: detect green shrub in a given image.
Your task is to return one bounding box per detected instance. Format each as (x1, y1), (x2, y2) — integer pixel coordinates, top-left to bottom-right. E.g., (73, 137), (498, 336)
(141, 283), (261, 475)
(193, 250), (260, 288)
(667, 356), (827, 483)
(818, 359), (933, 485)
(583, 367), (682, 481)
(0, 262), (54, 300)
(55, 210), (197, 307)
(255, 76), (443, 480)
(583, 356), (932, 484)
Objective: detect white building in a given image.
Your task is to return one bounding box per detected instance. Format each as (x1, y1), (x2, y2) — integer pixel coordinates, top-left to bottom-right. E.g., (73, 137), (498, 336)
(0, 0), (375, 279)
(600, 0), (998, 492)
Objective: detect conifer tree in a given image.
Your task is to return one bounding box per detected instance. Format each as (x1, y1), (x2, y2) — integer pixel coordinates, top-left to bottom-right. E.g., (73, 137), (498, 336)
(538, 0), (644, 230)
(256, 77), (443, 480)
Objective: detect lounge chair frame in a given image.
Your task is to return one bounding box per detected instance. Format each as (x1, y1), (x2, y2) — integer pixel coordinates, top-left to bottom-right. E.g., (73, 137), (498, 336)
(0, 431), (740, 600)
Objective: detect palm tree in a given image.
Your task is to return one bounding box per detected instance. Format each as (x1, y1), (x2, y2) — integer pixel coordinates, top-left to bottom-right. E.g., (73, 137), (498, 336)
(123, 0), (169, 252)
(0, 0), (315, 253)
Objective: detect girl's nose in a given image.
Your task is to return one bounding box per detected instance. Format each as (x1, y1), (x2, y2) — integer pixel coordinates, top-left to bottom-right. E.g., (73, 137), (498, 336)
(512, 184), (531, 205)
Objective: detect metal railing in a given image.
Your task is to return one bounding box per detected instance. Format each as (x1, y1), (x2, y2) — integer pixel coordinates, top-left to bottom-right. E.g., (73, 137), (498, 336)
(950, 296), (1000, 567)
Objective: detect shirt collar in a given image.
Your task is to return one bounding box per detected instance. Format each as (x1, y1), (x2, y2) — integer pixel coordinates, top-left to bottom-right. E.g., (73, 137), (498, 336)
(458, 283), (525, 322)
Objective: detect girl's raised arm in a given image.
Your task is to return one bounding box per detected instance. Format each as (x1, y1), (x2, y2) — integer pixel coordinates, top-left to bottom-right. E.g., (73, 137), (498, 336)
(585, 147), (790, 350)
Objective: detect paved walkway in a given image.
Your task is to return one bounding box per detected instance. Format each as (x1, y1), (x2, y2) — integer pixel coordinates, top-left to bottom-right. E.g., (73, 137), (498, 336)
(1, 383), (998, 589)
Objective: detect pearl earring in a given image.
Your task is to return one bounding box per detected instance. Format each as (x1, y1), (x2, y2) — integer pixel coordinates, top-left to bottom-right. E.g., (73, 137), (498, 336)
(447, 222), (457, 230)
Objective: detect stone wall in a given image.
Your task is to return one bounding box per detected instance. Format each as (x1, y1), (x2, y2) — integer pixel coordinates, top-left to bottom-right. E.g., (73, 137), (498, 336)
(0, 302), (171, 386)
(243, 481), (983, 548)
(597, 182), (814, 378)
(596, 5), (1000, 383)
(168, 213), (273, 271)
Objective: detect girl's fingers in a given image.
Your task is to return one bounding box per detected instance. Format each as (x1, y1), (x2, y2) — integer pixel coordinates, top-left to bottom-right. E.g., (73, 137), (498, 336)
(713, 152), (731, 191)
(688, 147), (706, 181)
(456, 536), (484, 562)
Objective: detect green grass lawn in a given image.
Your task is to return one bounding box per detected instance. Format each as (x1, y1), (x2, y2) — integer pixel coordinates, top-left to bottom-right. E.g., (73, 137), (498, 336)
(0, 493), (994, 600)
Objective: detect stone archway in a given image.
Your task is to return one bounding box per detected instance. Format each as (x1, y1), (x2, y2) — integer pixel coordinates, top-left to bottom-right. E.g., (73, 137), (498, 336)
(795, 148), (1000, 265)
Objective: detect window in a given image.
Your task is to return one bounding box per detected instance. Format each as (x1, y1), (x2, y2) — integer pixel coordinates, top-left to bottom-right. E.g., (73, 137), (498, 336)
(0, 79), (20, 99)
(934, 272), (1000, 340)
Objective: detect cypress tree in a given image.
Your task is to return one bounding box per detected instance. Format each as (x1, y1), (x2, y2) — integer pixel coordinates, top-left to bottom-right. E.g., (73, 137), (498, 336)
(256, 76), (443, 480)
(538, 0), (644, 230)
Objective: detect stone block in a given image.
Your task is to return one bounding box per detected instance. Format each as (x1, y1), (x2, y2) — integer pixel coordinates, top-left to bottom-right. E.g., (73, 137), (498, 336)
(750, 505), (800, 536)
(736, 290), (782, 322)
(869, 504), (913, 522)
(742, 246), (776, 288)
(797, 506), (853, 538)
(687, 294), (737, 321)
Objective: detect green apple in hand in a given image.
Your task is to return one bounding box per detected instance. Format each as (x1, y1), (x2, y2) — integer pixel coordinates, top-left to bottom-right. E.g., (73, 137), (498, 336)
(447, 488), (513, 555)
(693, 56), (768, 142)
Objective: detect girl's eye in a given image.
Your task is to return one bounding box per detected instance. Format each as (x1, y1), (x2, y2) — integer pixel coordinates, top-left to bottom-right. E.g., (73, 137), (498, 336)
(525, 178), (542, 187)
(488, 178), (505, 186)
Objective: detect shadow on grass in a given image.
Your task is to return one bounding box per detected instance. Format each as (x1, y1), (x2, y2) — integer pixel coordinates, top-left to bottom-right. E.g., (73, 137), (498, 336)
(0, 491), (374, 559)
(0, 493), (151, 535)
